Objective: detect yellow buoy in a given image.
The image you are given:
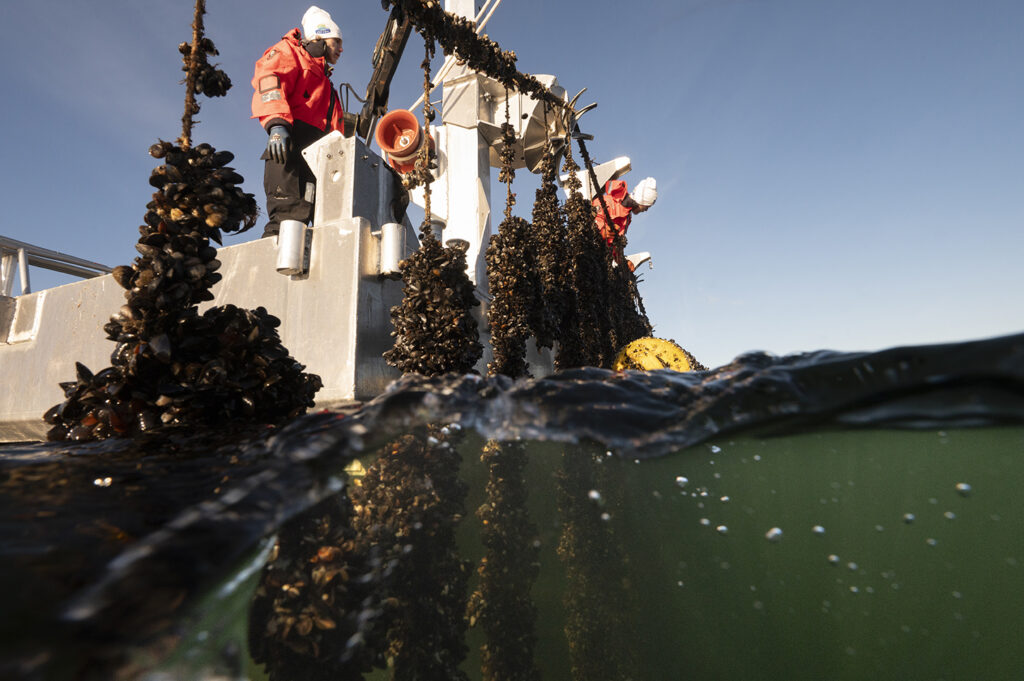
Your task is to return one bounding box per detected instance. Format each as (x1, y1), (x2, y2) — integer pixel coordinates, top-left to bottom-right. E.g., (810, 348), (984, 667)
(612, 337), (703, 372)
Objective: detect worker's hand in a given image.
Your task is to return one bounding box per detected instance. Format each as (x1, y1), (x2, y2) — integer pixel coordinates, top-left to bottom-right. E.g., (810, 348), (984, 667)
(266, 125), (290, 164)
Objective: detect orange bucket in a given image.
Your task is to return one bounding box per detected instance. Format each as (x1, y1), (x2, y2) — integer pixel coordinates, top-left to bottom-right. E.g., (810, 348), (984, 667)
(375, 109), (432, 173)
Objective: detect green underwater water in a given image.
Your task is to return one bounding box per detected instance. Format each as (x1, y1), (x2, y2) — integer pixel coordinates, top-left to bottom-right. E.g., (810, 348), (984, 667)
(158, 425), (1024, 681)
(609, 427), (1024, 681)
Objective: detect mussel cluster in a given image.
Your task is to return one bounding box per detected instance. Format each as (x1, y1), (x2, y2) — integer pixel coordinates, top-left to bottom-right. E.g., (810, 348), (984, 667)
(44, 141), (322, 441)
(577, 139), (652, 350)
(384, 229), (483, 376)
(248, 493), (392, 681)
(527, 142), (567, 350)
(485, 119), (541, 378)
(553, 151), (615, 369)
(179, 37), (232, 98)
(467, 440), (542, 681)
(350, 428), (472, 680)
(556, 448), (639, 681)
(485, 214), (538, 378)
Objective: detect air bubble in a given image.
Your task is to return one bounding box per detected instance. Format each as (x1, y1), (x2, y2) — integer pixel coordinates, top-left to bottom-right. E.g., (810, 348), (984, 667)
(765, 527), (783, 542)
(812, 525), (826, 535)
(926, 538), (938, 546)
(675, 476), (689, 488)
(847, 562), (858, 572)
(699, 518), (710, 526)
(944, 511), (956, 520)
(828, 554), (840, 565)
(710, 445), (722, 453)
(587, 490), (602, 503)
(720, 495), (730, 503)
(93, 477), (112, 487)
(902, 513), (915, 524)
(716, 525), (728, 535)
(955, 482), (972, 497)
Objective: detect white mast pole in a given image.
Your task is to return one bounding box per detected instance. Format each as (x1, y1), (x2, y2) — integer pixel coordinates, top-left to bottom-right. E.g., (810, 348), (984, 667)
(439, 0), (492, 290)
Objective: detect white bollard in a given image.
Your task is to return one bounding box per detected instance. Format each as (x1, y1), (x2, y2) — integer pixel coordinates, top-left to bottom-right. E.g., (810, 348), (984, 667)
(380, 222), (405, 277)
(276, 219), (307, 275)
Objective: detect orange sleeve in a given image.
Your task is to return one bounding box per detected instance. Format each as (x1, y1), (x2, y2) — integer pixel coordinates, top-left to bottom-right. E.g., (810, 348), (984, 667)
(251, 42), (297, 128)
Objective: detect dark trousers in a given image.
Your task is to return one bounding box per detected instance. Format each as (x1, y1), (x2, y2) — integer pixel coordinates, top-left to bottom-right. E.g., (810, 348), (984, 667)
(261, 122), (324, 238)
(262, 155), (315, 238)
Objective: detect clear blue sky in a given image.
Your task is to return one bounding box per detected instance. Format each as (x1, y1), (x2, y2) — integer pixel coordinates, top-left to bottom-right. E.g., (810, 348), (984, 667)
(2, 0), (1021, 369)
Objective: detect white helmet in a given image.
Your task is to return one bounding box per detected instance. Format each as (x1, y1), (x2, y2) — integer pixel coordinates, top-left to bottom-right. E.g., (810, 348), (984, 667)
(302, 6), (342, 41)
(631, 177), (657, 207)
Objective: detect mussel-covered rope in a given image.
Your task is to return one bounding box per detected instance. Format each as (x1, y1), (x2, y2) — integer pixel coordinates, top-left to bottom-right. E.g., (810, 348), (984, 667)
(44, 1), (321, 442)
(556, 447), (640, 681)
(384, 0), (564, 110)
(575, 134), (652, 348)
(179, 0), (231, 148)
(350, 427), (472, 681)
(555, 143), (617, 368)
(384, 34), (482, 376)
(526, 108), (567, 351)
(471, 94), (543, 681)
(468, 440), (542, 681)
(180, 0), (205, 148)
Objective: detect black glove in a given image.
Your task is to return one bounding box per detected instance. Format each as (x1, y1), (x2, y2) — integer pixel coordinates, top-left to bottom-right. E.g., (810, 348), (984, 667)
(266, 125), (290, 163)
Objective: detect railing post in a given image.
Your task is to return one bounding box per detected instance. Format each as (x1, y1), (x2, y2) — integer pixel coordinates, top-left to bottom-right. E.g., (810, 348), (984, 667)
(17, 249), (30, 295)
(0, 251), (14, 297)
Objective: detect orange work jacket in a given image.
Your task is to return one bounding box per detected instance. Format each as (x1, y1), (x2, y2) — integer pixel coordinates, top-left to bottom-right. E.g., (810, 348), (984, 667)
(592, 179), (633, 245)
(251, 29), (344, 135)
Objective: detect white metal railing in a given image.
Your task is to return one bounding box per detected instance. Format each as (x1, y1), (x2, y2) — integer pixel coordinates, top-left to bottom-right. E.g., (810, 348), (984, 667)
(0, 235), (112, 297)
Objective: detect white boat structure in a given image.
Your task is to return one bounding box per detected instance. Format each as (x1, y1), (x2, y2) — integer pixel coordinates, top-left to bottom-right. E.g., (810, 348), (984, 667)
(0, 0), (641, 443)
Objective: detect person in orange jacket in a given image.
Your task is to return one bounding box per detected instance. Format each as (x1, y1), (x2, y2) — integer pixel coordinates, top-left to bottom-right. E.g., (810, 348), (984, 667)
(592, 176), (657, 265)
(251, 6), (345, 238)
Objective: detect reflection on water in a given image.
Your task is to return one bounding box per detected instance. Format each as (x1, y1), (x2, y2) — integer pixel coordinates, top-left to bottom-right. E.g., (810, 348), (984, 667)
(2, 333), (1024, 680)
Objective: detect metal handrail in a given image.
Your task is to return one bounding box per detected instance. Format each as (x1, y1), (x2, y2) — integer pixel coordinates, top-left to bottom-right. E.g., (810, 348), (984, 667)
(0, 235), (112, 297)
